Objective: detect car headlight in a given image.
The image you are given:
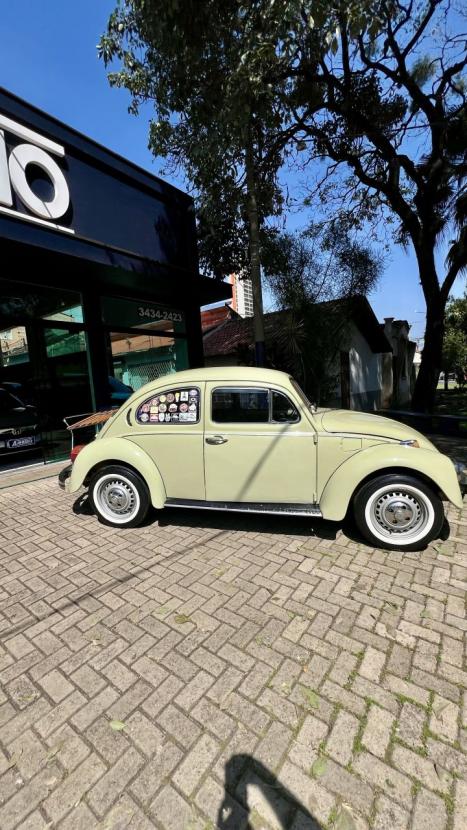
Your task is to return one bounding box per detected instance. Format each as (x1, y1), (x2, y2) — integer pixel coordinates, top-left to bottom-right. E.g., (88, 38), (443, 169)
(400, 439), (420, 448)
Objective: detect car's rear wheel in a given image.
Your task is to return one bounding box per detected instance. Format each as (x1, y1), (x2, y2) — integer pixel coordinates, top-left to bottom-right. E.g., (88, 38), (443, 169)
(353, 474), (444, 551)
(89, 465), (150, 528)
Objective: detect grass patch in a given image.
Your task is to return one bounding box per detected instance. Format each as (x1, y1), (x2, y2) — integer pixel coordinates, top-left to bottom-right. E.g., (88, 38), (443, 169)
(300, 686), (320, 710)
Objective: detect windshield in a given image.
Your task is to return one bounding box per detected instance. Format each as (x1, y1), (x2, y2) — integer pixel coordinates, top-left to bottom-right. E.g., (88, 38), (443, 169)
(0, 389), (25, 414)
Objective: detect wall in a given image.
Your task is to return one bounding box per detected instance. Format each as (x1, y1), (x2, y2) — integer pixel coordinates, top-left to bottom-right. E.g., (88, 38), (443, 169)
(348, 323), (386, 410)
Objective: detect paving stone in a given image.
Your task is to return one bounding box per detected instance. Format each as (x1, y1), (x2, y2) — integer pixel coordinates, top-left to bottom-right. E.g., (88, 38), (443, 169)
(8, 729), (48, 781)
(353, 751), (413, 806)
(429, 694), (459, 743)
(426, 738), (467, 777)
(195, 775), (249, 829)
(42, 754), (104, 823)
(172, 732), (220, 796)
(158, 703), (202, 748)
(39, 669), (74, 703)
(373, 795), (410, 830)
(362, 705), (394, 759)
(87, 747), (144, 816)
(151, 783), (196, 830)
(130, 741), (183, 806)
(359, 646), (386, 682)
(255, 720), (293, 770)
(453, 778), (467, 830)
(236, 769), (295, 830)
(325, 710), (359, 766)
(391, 745), (452, 793)
(412, 788), (447, 830)
(383, 674), (430, 706)
(58, 803), (98, 830)
(396, 701), (426, 748)
(0, 478), (465, 830)
(311, 757), (374, 816)
(279, 761), (337, 827)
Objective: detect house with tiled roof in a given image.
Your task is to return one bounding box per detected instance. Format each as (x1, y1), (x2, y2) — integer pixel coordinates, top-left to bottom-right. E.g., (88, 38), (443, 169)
(201, 296), (400, 411)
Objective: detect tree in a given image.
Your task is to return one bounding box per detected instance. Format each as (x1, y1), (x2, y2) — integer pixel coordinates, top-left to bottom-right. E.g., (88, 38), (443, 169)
(441, 293), (467, 387)
(278, 0), (467, 411)
(99, 0), (290, 366)
(261, 223), (382, 401)
(100, 1), (466, 408)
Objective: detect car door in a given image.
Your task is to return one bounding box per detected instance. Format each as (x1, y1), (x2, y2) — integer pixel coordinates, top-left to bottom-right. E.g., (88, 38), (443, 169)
(204, 382), (317, 503)
(129, 381), (205, 500)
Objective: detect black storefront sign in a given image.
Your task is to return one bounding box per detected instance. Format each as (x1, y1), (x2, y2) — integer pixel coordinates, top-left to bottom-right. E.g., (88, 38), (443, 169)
(0, 87), (229, 471)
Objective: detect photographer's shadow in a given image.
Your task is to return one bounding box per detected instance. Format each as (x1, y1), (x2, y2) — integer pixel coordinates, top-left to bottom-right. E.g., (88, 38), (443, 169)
(217, 754), (324, 830)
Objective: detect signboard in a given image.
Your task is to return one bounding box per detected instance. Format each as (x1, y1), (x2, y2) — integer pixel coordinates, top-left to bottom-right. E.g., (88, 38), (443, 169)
(101, 296), (186, 333)
(0, 90), (197, 269)
(0, 113), (72, 234)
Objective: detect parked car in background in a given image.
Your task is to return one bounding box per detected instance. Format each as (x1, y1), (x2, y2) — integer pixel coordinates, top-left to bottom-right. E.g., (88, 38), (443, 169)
(60, 368), (463, 550)
(108, 376), (134, 404)
(0, 386), (41, 458)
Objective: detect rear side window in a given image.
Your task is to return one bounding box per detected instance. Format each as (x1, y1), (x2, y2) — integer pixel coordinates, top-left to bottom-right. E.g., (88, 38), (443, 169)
(212, 388), (269, 423)
(136, 387), (200, 424)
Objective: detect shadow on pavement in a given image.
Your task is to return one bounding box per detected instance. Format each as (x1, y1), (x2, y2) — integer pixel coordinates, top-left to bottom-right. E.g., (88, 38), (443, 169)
(217, 754), (324, 829)
(157, 505), (341, 541)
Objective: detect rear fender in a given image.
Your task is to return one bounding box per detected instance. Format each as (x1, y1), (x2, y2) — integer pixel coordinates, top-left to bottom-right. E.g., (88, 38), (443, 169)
(67, 437), (166, 509)
(319, 444), (463, 521)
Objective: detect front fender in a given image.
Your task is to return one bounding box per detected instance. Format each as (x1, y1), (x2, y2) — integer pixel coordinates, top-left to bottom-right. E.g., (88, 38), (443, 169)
(67, 437), (166, 509)
(319, 444), (463, 521)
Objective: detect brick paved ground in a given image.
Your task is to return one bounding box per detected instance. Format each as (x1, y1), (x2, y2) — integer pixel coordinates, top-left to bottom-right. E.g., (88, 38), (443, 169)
(0, 479), (466, 830)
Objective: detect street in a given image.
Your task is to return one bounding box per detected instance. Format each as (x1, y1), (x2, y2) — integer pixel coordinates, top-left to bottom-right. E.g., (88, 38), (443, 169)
(0, 479), (466, 829)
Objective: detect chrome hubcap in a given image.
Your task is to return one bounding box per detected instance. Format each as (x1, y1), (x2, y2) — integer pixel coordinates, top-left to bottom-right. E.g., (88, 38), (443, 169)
(378, 496), (418, 530)
(105, 484), (133, 513)
(369, 487), (429, 540)
(94, 475), (139, 523)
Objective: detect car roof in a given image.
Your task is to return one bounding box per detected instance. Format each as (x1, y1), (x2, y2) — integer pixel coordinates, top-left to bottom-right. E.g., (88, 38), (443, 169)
(148, 366), (292, 386)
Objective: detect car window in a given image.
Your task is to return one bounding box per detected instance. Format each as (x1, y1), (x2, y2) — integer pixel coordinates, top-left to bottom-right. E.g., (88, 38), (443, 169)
(271, 390), (300, 423)
(136, 387), (200, 424)
(212, 388), (269, 423)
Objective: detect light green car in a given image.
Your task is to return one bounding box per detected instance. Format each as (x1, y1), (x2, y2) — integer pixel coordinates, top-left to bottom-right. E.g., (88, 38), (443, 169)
(60, 367), (464, 550)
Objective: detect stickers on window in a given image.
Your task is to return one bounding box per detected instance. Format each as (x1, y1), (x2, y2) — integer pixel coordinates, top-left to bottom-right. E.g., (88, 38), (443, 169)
(136, 388), (200, 424)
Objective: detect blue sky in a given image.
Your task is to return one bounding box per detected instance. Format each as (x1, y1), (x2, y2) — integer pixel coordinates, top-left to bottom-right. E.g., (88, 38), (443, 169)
(0, 0), (464, 341)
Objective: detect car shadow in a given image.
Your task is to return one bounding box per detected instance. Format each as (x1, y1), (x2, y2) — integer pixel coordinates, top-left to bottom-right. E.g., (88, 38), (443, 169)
(217, 754), (324, 829)
(72, 492), (94, 516)
(72, 493), (452, 551)
(156, 504), (342, 540)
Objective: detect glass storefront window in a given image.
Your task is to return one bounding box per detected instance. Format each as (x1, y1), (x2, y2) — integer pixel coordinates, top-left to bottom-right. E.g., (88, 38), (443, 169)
(0, 280), (83, 324)
(45, 328), (86, 358)
(110, 332), (188, 390)
(0, 280), (90, 470)
(0, 326), (29, 367)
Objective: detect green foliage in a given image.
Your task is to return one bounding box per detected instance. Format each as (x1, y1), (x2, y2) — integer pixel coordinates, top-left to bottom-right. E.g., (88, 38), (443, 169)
(261, 222), (381, 402)
(99, 1), (466, 407)
(442, 293), (467, 375)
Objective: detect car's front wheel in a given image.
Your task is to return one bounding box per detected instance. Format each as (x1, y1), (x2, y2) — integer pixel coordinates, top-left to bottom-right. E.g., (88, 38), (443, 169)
(89, 465), (150, 528)
(353, 474), (444, 551)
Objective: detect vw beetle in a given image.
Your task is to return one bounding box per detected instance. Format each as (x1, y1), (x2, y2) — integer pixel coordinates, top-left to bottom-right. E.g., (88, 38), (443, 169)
(60, 367), (463, 550)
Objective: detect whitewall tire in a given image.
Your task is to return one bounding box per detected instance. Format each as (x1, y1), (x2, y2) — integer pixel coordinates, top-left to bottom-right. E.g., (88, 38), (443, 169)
(89, 465), (150, 528)
(353, 474), (444, 551)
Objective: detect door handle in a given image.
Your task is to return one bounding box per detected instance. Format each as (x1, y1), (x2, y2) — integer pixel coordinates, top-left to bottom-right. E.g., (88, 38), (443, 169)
(205, 435), (228, 445)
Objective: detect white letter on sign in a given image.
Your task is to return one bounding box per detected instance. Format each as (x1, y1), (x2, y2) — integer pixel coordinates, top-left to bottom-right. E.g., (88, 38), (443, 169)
(8, 143), (70, 220)
(0, 131), (12, 207)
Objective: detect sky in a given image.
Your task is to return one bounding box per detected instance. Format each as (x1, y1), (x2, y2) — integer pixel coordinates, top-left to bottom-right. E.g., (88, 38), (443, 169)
(0, 0), (464, 342)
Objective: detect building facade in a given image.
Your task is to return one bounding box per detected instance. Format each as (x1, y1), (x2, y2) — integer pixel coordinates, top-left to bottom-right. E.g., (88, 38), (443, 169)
(0, 88), (228, 471)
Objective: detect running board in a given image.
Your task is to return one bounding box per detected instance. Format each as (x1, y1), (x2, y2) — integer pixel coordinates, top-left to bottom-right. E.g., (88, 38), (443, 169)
(164, 498), (322, 518)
